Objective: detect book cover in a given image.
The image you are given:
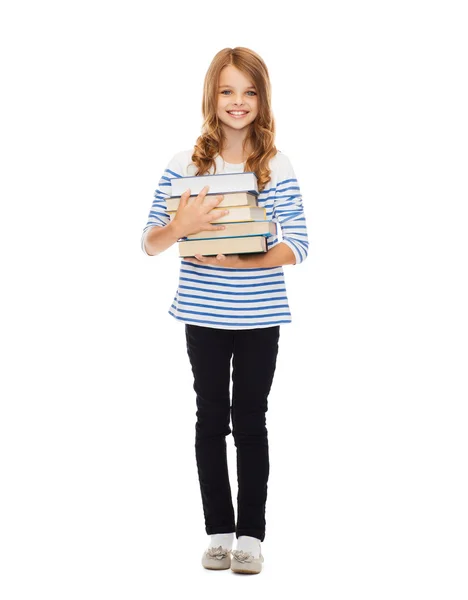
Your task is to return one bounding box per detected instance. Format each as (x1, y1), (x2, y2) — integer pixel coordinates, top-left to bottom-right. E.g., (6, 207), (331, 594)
(170, 171), (258, 197)
(179, 235), (268, 258)
(169, 206), (266, 223)
(166, 191), (258, 212)
(183, 220), (277, 241)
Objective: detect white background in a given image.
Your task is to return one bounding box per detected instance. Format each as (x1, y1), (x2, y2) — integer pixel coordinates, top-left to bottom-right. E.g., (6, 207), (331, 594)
(1, 0), (467, 598)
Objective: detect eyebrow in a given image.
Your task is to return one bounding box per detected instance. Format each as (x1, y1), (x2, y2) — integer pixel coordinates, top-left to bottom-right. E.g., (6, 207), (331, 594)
(218, 85), (256, 89)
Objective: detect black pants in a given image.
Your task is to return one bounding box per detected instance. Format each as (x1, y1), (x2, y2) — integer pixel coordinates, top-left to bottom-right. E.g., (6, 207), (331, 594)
(185, 323), (280, 543)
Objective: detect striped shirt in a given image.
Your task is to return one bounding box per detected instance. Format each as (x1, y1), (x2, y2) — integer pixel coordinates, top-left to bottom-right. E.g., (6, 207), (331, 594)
(141, 149), (309, 329)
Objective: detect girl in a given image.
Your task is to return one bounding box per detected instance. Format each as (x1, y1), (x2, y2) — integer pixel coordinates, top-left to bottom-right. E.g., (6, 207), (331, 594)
(141, 47), (309, 574)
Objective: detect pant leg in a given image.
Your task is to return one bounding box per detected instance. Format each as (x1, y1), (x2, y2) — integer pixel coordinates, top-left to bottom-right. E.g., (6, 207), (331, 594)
(185, 324), (236, 535)
(231, 325), (280, 542)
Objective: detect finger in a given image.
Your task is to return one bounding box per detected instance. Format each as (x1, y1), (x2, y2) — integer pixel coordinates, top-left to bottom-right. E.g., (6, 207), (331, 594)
(194, 185), (209, 205)
(205, 209), (230, 223)
(204, 195), (225, 212)
(197, 223), (226, 232)
(209, 194), (224, 206)
(179, 188), (191, 208)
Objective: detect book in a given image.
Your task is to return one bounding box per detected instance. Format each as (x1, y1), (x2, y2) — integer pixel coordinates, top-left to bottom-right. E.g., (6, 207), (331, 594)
(179, 235), (268, 258)
(169, 206), (266, 223)
(170, 171), (258, 197)
(165, 170), (274, 257)
(166, 191), (258, 212)
(183, 220), (277, 241)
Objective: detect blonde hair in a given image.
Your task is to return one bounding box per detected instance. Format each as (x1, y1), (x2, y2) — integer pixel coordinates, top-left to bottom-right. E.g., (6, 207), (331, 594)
(191, 47), (278, 193)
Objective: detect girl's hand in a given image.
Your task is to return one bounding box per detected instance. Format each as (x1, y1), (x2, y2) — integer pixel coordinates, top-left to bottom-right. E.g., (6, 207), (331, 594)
(184, 253), (241, 268)
(172, 186), (230, 237)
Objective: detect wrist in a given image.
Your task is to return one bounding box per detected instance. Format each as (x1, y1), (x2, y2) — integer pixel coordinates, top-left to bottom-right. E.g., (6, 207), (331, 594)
(168, 220), (186, 240)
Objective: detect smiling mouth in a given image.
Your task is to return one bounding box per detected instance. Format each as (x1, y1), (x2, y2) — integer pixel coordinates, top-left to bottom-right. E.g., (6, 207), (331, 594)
(227, 111), (249, 119)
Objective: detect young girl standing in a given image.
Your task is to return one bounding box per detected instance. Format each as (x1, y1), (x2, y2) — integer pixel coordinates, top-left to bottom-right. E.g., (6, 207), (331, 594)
(141, 47), (309, 574)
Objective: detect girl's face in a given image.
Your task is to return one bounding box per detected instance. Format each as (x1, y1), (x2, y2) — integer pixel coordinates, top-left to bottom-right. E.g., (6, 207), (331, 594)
(216, 65), (259, 133)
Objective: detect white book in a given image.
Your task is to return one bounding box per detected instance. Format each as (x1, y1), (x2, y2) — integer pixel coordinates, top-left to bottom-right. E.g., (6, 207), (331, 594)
(170, 171), (258, 197)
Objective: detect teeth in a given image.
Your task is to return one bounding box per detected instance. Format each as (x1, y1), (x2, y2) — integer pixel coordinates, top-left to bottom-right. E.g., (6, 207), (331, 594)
(228, 111), (247, 115)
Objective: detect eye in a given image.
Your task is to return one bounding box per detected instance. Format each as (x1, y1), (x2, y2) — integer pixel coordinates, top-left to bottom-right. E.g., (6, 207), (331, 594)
(220, 90), (257, 95)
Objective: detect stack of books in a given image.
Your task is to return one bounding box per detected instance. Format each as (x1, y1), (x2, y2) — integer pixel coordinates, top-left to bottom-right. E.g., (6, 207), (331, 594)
(167, 171), (276, 258)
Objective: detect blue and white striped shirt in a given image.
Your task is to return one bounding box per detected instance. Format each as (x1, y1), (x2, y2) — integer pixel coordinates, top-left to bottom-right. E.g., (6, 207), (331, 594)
(141, 149), (309, 329)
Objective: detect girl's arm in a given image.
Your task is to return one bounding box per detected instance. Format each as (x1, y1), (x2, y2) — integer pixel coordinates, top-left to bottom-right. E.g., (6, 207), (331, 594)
(238, 155), (309, 268)
(143, 222), (185, 256)
(141, 153), (183, 256)
(237, 242), (297, 268)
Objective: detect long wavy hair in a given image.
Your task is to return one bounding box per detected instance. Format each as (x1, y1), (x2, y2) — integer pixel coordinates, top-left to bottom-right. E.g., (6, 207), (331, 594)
(191, 47), (278, 193)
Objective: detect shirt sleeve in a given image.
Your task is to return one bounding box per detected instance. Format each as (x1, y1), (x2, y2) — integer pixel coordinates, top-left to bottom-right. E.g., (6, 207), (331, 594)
(273, 155), (309, 264)
(141, 153), (183, 255)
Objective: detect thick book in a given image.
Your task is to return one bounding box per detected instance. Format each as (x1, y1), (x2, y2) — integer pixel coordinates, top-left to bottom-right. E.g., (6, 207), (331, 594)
(170, 171), (258, 197)
(166, 191), (258, 212)
(169, 206), (266, 223)
(179, 235), (268, 258)
(184, 220), (277, 241)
